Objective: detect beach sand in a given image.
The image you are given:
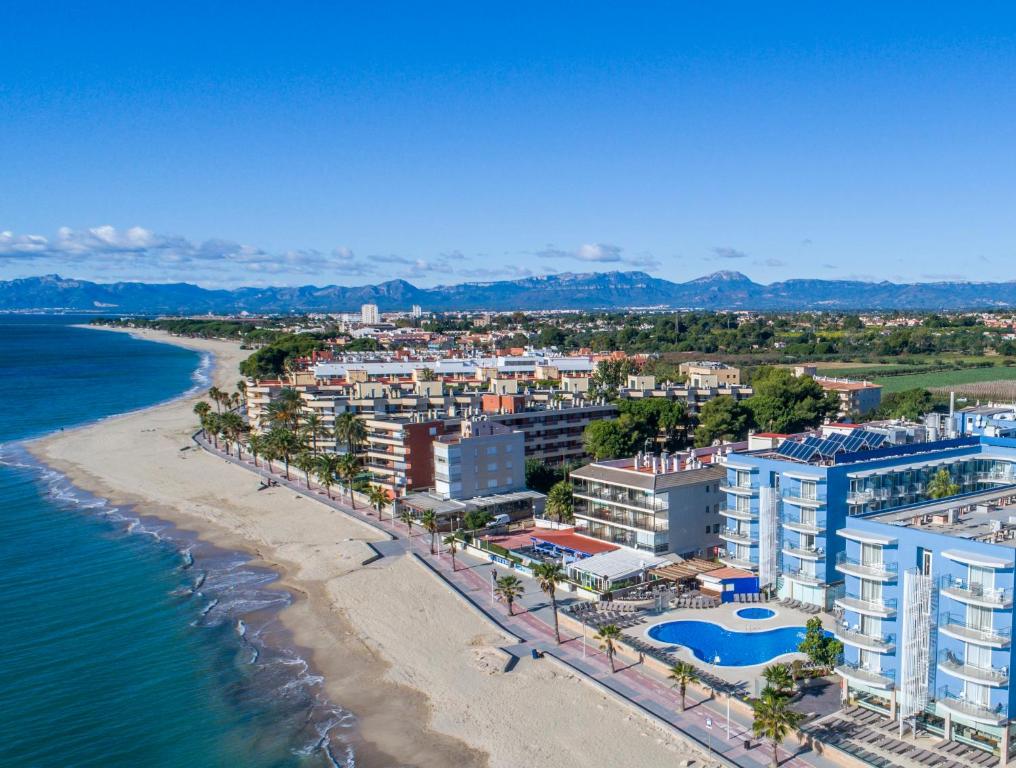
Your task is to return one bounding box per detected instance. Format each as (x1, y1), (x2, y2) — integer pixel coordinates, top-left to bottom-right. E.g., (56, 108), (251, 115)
(31, 326), (703, 768)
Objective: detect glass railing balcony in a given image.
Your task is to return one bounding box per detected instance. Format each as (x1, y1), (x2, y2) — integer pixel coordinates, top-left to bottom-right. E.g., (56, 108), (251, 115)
(936, 687), (1008, 725)
(783, 567), (825, 586)
(719, 554), (757, 570)
(835, 663), (895, 689)
(577, 507), (669, 532)
(782, 489), (825, 506)
(939, 576), (1013, 608)
(835, 553), (898, 581)
(834, 595), (898, 617)
(719, 505), (755, 521)
(978, 470), (1016, 484)
(939, 613), (1011, 648)
(719, 483), (756, 496)
(781, 511), (825, 533)
(937, 651), (1009, 686)
(847, 489), (874, 504)
(571, 487), (668, 513)
(719, 529), (754, 545)
(782, 543), (825, 560)
(833, 625), (896, 653)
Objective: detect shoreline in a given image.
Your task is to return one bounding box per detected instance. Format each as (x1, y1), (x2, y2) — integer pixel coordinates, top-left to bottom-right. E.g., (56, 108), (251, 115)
(29, 324), (710, 768)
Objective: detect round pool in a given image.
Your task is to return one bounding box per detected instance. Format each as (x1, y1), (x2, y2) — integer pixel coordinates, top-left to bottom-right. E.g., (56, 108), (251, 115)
(647, 620), (811, 666)
(736, 607), (776, 620)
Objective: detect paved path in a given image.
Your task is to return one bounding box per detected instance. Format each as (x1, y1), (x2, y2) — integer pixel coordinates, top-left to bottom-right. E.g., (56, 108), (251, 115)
(196, 434), (847, 768)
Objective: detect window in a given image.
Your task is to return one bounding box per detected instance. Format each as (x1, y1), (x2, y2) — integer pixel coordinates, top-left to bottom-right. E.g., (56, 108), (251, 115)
(713, 524), (720, 533)
(487, 479), (498, 489)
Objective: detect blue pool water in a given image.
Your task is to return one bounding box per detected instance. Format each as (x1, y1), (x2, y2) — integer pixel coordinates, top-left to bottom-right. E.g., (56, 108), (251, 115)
(648, 620), (809, 666)
(736, 607), (776, 620)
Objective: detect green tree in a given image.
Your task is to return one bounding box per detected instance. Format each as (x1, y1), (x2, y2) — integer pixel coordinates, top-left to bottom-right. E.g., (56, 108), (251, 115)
(583, 417), (639, 460)
(745, 367), (839, 434)
(266, 427), (302, 480)
(399, 508), (415, 536)
(928, 467), (961, 499)
(762, 663), (795, 696)
(495, 574), (525, 616)
(334, 412), (367, 454)
(194, 401), (212, 433)
(218, 411), (246, 458)
(208, 386), (225, 414)
(463, 509), (493, 530)
(315, 453), (341, 499)
(533, 562), (565, 644)
(421, 510), (439, 554)
(247, 433), (265, 468)
(751, 686), (805, 768)
(300, 412), (332, 454)
(591, 359), (638, 397)
(367, 484), (389, 518)
(294, 450), (317, 488)
(797, 617), (842, 670)
(338, 452), (361, 508)
(595, 623), (623, 673)
(545, 481), (575, 523)
(443, 534), (459, 571)
(694, 396), (750, 447)
(267, 388), (303, 430)
(525, 459), (560, 493)
(871, 388), (935, 421)
(668, 661), (699, 712)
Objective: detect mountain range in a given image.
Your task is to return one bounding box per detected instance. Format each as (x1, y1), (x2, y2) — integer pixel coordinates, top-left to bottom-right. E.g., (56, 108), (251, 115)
(3, 271), (1016, 313)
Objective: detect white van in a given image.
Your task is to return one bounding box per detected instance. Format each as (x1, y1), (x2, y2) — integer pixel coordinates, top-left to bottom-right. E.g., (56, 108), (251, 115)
(486, 513), (511, 528)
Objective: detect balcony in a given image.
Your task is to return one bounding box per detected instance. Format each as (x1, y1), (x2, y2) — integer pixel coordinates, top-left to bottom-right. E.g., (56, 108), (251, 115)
(782, 490), (825, 507)
(847, 489), (874, 505)
(937, 651), (1009, 687)
(576, 506), (669, 533)
(978, 469), (1016, 485)
(782, 543), (824, 561)
(782, 567), (825, 586)
(835, 663), (895, 690)
(572, 487), (667, 513)
(782, 513), (824, 535)
(936, 687), (1008, 726)
(833, 625), (896, 654)
(834, 595), (898, 618)
(718, 554), (757, 571)
(939, 613), (1011, 649)
(835, 553), (898, 582)
(939, 576), (1013, 609)
(720, 484), (755, 497)
(719, 505), (755, 522)
(719, 529), (754, 545)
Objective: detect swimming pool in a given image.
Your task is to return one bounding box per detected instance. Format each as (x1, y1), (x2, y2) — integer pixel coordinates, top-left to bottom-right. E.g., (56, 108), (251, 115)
(647, 620), (811, 666)
(736, 607), (776, 620)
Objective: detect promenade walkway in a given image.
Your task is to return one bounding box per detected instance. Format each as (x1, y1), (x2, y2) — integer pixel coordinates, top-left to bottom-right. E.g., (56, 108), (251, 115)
(194, 433), (848, 768)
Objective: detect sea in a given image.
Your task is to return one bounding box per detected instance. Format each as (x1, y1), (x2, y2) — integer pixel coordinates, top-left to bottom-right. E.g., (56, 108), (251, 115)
(0, 316), (354, 767)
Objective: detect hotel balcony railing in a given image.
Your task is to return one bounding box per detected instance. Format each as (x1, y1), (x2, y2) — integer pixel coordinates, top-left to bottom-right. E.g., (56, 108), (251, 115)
(720, 483), (756, 496)
(833, 625), (896, 653)
(577, 507), (669, 533)
(782, 567), (825, 586)
(938, 651), (1009, 686)
(719, 529), (754, 545)
(719, 505), (755, 522)
(572, 487), (667, 513)
(978, 470), (1016, 484)
(848, 488), (891, 504)
(834, 595), (898, 617)
(939, 576), (1013, 608)
(782, 489), (825, 507)
(835, 663), (895, 690)
(835, 553), (898, 581)
(939, 613), (1011, 648)
(781, 511), (825, 534)
(719, 554), (757, 570)
(936, 687), (1008, 725)
(782, 543), (825, 560)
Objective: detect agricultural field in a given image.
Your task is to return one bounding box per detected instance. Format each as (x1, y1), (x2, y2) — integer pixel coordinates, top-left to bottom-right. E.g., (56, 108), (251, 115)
(872, 366), (1016, 395)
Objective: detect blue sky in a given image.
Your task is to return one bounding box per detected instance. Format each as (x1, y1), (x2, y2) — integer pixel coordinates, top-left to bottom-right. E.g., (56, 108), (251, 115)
(2, 3), (1015, 288)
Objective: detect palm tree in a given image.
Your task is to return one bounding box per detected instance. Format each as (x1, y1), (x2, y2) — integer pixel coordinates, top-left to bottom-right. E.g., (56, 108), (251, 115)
(204, 413), (222, 449)
(399, 508), (415, 536)
(752, 686), (805, 768)
(421, 510), (439, 554)
(261, 440), (279, 474)
(236, 379), (247, 404)
(266, 427), (302, 480)
(366, 485), (388, 517)
(294, 450), (317, 488)
(668, 661), (699, 712)
(533, 562), (565, 643)
(417, 367), (436, 382)
(762, 663), (795, 697)
(928, 467), (960, 499)
(443, 534), (459, 571)
(218, 411), (245, 458)
(300, 412), (332, 454)
(315, 453), (341, 499)
(494, 574), (524, 615)
(247, 433), (264, 467)
(267, 388), (303, 430)
(194, 401), (212, 433)
(545, 480), (574, 523)
(595, 623), (622, 672)
(334, 412), (367, 454)
(208, 386), (224, 414)
(337, 452), (360, 508)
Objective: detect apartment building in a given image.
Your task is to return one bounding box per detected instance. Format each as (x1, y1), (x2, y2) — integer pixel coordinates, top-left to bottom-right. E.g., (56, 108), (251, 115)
(678, 361), (742, 387)
(814, 375), (883, 418)
(570, 448), (734, 557)
(360, 303), (380, 325)
(364, 416), (449, 497)
(618, 374), (753, 417)
(836, 479), (1016, 763)
(433, 419), (524, 499)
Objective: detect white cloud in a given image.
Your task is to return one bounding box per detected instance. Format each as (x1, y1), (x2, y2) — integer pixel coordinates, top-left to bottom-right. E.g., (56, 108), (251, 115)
(537, 242), (659, 270)
(712, 247), (748, 260)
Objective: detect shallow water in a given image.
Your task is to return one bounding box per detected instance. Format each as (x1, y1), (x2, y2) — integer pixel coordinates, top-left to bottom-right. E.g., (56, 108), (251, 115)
(0, 317), (353, 767)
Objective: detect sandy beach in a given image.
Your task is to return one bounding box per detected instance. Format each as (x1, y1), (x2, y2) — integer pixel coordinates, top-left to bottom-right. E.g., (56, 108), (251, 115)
(30, 326), (702, 768)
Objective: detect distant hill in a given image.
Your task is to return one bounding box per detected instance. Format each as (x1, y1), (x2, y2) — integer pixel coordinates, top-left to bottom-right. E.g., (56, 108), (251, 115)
(3, 271), (1016, 313)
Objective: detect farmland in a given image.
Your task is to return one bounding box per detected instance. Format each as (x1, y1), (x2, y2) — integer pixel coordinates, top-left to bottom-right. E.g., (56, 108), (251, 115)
(871, 366), (1016, 394)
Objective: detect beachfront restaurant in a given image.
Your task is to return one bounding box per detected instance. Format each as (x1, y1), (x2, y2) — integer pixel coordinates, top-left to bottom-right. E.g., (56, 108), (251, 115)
(529, 528), (618, 564)
(567, 549), (668, 593)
